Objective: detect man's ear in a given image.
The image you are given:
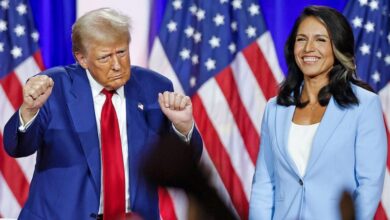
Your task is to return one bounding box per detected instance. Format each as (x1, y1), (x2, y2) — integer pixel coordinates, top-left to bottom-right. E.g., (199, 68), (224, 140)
(75, 52), (88, 69)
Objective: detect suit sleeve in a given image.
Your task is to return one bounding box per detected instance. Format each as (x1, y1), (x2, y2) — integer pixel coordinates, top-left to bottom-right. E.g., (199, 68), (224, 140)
(163, 77), (203, 161)
(249, 102), (275, 220)
(354, 95), (387, 220)
(3, 108), (46, 157)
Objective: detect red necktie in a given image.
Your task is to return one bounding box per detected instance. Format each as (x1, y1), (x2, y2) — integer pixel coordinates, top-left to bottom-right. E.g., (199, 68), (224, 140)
(101, 89), (126, 220)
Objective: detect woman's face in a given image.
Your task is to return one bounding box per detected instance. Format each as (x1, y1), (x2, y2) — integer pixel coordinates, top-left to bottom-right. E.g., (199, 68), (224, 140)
(294, 16), (334, 79)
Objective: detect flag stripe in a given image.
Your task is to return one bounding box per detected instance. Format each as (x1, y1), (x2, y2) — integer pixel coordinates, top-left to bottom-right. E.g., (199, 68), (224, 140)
(167, 188), (188, 220)
(158, 187), (178, 220)
(192, 93), (249, 219)
(256, 33), (285, 84)
(199, 148), (238, 216)
(230, 52), (267, 134)
(215, 67), (260, 164)
(0, 88), (17, 134)
(384, 120), (390, 170)
(379, 81), (390, 219)
(379, 82), (390, 217)
(379, 83), (390, 169)
(381, 169), (390, 217)
(149, 38), (185, 94)
(14, 56), (42, 85)
(242, 41), (278, 100)
(0, 173), (21, 217)
(0, 72), (24, 110)
(0, 135), (29, 208)
(197, 78), (254, 200)
(32, 51), (45, 71)
(375, 203), (387, 220)
(14, 154), (36, 183)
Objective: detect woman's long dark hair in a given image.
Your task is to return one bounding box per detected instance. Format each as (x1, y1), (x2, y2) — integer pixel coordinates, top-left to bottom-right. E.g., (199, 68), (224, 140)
(277, 5), (372, 108)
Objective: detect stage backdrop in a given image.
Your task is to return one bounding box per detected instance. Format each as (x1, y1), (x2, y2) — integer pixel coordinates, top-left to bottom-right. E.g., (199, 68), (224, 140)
(0, 0), (389, 219)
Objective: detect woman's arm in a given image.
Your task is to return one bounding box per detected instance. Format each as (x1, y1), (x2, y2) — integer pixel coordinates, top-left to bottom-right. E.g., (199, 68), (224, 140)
(354, 95), (387, 219)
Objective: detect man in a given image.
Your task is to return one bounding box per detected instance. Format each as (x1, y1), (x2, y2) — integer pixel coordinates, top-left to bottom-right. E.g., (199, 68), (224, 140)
(3, 8), (202, 220)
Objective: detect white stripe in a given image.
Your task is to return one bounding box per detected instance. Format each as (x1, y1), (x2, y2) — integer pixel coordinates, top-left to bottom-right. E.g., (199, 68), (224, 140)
(198, 78), (255, 200)
(15, 155), (36, 182)
(257, 32), (284, 84)
(0, 87), (16, 134)
(0, 85), (36, 182)
(148, 38), (185, 94)
(200, 149), (239, 218)
(379, 82), (390, 126)
(167, 188), (188, 220)
(0, 174), (21, 218)
(381, 169), (390, 217)
(379, 82), (390, 218)
(14, 56), (41, 84)
(230, 52), (268, 134)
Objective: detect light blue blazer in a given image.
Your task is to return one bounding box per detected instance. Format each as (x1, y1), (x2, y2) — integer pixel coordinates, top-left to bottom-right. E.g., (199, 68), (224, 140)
(249, 84), (387, 220)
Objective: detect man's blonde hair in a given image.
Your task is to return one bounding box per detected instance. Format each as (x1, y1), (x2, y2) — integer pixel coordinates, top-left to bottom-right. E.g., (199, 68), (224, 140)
(71, 8), (131, 55)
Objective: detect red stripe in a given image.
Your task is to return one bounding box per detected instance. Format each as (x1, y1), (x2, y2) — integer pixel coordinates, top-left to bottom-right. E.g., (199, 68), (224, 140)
(215, 67), (260, 164)
(192, 93), (249, 220)
(374, 203), (388, 220)
(0, 134), (30, 207)
(158, 187), (178, 220)
(376, 117), (390, 219)
(0, 72), (24, 109)
(383, 116), (390, 169)
(242, 41), (279, 100)
(33, 51), (45, 71)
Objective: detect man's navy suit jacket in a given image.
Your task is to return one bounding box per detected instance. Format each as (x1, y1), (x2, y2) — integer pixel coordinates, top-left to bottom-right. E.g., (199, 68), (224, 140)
(3, 64), (203, 220)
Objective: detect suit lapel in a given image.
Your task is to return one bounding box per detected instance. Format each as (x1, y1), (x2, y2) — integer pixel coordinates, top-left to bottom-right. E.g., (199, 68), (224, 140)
(124, 74), (148, 208)
(275, 103), (300, 175)
(305, 97), (346, 175)
(66, 65), (101, 194)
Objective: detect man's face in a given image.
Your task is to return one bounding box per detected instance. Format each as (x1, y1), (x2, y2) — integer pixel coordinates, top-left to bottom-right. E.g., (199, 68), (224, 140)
(76, 36), (131, 90)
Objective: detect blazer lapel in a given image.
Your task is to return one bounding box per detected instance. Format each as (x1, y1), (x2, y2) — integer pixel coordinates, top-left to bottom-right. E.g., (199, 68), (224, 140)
(275, 104), (300, 175)
(305, 97), (347, 175)
(124, 75), (148, 208)
(66, 66), (101, 194)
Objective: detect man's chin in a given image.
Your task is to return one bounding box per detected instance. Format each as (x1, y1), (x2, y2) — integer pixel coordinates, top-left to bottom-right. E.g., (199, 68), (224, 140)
(109, 79), (128, 90)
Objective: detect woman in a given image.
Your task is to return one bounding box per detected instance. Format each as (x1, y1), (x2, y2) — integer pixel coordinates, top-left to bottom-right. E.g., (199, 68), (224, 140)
(249, 5), (387, 220)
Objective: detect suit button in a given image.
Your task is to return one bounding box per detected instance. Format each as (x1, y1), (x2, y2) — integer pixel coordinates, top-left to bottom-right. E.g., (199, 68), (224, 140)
(299, 179), (303, 185)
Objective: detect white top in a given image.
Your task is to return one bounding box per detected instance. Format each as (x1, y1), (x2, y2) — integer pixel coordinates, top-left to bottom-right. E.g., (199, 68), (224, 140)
(287, 122), (320, 177)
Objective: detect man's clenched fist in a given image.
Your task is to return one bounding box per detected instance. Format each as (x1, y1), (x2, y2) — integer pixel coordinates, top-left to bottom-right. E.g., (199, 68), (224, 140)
(20, 75), (54, 123)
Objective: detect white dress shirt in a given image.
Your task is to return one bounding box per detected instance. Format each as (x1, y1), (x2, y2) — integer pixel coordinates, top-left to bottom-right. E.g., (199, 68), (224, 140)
(86, 72), (130, 213)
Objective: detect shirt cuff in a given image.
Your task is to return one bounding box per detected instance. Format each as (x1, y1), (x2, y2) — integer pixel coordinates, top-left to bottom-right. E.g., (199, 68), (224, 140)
(18, 109), (39, 132)
(172, 121), (194, 143)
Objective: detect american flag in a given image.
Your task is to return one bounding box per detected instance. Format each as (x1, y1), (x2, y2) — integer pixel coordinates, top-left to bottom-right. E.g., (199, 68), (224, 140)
(148, 0), (284, 219)
(344, 0), (390, 218)
(0, 0), (44, 217)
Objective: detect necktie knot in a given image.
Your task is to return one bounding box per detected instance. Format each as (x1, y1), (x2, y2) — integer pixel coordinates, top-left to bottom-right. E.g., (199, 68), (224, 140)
(101, 89), (115, 99)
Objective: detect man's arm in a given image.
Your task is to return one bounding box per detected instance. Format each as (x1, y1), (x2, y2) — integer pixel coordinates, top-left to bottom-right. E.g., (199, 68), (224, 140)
(158, 91), (203, 160)
(3, 75), (53, 157)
